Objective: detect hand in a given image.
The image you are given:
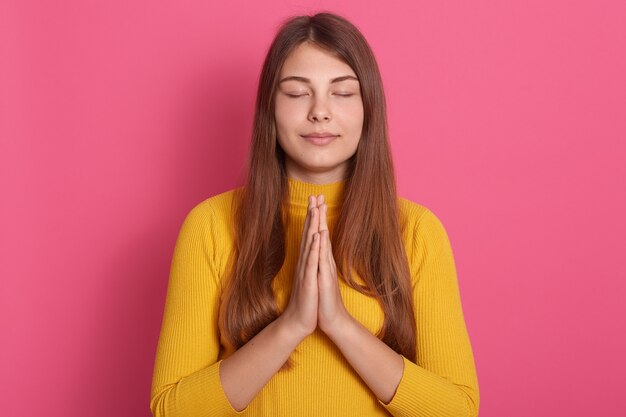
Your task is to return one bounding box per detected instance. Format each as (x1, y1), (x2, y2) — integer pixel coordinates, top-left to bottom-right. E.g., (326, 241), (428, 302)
(315, 194), (350, 336)
(280, 195), (321, 340)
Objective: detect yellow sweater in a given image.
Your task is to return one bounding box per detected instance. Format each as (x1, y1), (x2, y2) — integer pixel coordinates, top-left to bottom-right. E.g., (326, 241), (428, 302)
(150, 177), (480, 417)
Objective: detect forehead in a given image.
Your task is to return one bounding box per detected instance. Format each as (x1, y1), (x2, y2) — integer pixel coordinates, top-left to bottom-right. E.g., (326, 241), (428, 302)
(278, 42), (357, 81)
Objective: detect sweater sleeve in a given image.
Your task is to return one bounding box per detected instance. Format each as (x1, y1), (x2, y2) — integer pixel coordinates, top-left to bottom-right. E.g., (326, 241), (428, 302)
(149, 202), (244, 417)
(378, 207), (480, 417)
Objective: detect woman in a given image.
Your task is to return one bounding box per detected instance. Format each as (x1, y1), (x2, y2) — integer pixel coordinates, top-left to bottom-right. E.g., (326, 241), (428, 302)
(150, 12), (479, 417)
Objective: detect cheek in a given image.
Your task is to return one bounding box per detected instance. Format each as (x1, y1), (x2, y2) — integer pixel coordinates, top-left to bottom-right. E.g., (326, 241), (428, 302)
(275, 97), (302, 122)
(274, 101), (299, 148)
(339, 103), (364, 131)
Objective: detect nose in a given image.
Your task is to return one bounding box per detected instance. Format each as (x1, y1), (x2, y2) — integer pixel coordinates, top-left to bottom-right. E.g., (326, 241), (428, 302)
(307, 95), (332, 122)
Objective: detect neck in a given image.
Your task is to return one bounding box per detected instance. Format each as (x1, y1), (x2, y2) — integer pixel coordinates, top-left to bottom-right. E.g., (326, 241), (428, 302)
(283, 158), (349, 184)
(286, 176), (346, 209)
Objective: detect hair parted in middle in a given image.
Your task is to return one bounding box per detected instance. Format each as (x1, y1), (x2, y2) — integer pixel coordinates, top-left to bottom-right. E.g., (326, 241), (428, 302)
(218, 11), (417, 371)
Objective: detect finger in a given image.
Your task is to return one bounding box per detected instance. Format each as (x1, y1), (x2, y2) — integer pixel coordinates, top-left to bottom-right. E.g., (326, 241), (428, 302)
(306, 232), (321, 280)
(300, 196), (313, 253)
(298, 196), (315, 256)
(301, 206), (319, 269)
(318, 229), (329, 278)
(318, 200), (328, 233)
(299, 207), (319, 280)
(326, 233), (336, 271)
(321, 217), (331, 257)
(307, 198), (320, 240)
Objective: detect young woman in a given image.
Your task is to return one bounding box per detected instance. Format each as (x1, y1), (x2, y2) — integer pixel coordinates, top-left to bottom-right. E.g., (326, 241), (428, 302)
(150, 12), (479, 417)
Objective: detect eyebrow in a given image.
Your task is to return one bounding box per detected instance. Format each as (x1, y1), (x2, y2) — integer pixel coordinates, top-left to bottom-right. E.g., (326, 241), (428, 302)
(278, 75), (359, 84)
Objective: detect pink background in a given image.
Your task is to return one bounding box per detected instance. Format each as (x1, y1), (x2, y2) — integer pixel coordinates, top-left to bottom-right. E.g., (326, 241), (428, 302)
(2, 1), (625, 416)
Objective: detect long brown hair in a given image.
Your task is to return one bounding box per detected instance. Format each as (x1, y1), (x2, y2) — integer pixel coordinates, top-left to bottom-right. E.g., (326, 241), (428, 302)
(218, 11), (416, 371)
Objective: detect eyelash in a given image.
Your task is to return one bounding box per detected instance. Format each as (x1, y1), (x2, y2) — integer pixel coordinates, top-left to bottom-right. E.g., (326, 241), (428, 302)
(285, 93), (354, 98)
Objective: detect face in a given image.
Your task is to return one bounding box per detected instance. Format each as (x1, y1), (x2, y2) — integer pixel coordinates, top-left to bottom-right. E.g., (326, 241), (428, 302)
(274, 42), (364, 184)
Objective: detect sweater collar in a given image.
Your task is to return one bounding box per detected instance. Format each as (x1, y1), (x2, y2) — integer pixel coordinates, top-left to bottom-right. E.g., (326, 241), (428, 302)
(286, 176), (346, 209)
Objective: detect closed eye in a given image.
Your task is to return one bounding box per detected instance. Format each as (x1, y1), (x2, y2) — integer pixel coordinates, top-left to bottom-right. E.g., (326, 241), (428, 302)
(283, 93), (355, 98)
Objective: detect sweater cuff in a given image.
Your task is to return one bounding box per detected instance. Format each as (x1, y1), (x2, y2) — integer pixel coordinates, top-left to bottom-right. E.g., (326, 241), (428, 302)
(377, 355), (468, 417)
(177, 359), (248, 416)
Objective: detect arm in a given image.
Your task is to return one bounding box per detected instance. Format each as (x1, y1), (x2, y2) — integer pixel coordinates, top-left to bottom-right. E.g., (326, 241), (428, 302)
(326, 207), (480, 417)
(219, 316), (302, 412)
(324, 314), (404, 403)
(149, 203), (304, 417)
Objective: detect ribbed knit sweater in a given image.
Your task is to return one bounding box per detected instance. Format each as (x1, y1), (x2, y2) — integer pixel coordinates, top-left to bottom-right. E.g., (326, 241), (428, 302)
(150, 177), (480, 417)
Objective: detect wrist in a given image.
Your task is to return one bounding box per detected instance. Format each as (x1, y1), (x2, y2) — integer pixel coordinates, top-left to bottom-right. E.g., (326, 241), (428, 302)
(275, 315), (309, 347)
(321, 311), (354, 342)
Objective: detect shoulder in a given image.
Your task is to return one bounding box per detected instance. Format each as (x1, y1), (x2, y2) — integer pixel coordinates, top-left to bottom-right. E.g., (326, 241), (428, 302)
(195, 186), (242, 219)
(396, 197), (457, 288)
(397, 196), (454, 264)
(397, 196), (447, 237)
(180, 186), (243, 240)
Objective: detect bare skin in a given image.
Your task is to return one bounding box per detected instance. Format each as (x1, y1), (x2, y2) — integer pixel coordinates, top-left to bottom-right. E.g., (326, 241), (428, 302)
(219, 195), (404, 411)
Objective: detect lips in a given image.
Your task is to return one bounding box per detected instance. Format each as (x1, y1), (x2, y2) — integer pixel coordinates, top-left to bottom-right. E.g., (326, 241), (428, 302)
(301, 134), (338, 146)
(303, 133), (337, 138)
